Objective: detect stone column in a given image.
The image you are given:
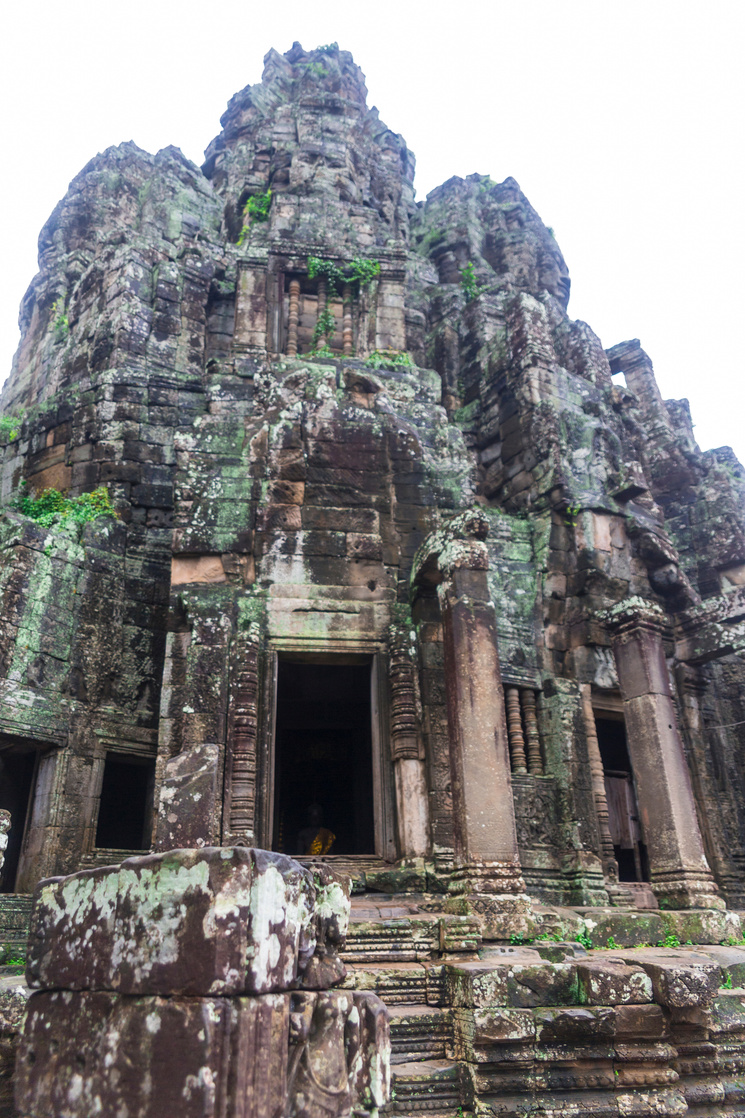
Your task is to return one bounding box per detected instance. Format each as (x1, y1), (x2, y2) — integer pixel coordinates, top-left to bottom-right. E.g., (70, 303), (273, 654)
(389, 632), (429, 858)
(579, 683), (618, 882)
(342, 283), (353, 355)
(521, 690), (544, 776)
(287, 279), (300, 356)
(505, 687), (527, 774)
(431, 512), (529, 933)
(608, 601), (723, 909)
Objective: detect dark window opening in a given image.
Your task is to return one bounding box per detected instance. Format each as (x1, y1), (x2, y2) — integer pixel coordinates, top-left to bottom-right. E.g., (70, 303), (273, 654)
(273, 660), (375, 856)
(0, 750), (37, 892)
(95, 754), (155, 850)
(595, 715), (650, 883)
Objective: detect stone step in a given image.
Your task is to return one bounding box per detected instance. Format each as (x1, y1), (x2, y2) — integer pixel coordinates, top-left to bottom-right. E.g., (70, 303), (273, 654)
(341, 961), (440, 1005)
(389, 1004), (450, 1064)
(344, 912), (481, 963)
(390, 1058), (461, 1112)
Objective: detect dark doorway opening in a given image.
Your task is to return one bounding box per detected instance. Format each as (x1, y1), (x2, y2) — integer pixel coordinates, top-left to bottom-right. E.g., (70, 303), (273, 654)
(273, 659), (375, 856)
(95, 753), (155, 850)
(595, 715), (649, 882)
(0, 750), (37, 892)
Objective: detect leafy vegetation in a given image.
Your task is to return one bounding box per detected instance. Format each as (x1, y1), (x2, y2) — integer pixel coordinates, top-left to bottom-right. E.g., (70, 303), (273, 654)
(312, 309), (336, 349)
(307, 256), (381, 299)
(657, 932), (681, 949)
(0, 410), (24, 442)
(563, 503), (581, 528)
(364, 349), (414, 370)
(459, 260), (487, 302)
(298, 61), (328, 79)
(315, 42), (338, 53)
(237, 190), (272, 245)
(11, 486), (118, 529)
(307, 345), (336, 362)
(51, 298), (69, 337)
(722, 971), (734, 989)
(576, 929), (594, 950)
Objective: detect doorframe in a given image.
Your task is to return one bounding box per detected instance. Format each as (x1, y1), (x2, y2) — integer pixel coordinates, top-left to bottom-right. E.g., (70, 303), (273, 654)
(256, 639), (396, 861)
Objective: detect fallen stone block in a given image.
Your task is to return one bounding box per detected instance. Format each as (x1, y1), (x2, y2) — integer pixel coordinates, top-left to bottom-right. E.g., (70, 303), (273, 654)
(26, 846), (320, 996)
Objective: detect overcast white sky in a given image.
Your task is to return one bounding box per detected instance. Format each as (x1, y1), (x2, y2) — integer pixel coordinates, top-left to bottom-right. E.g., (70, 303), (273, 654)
(2, 1), (743, 461)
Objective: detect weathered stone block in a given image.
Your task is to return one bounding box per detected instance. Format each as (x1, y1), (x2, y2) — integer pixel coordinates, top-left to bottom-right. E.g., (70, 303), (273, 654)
(623, 951), (722, 1008)
(576, 958), (654, 1004)
(16, 990), (290, 1118)
(27, 847), (318, 996)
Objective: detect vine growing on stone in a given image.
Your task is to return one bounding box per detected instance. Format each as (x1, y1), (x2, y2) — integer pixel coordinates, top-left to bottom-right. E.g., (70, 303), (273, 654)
(307, 256), (380, 298)
(11, 486), (118, 529)
(237, 190), (272, 245)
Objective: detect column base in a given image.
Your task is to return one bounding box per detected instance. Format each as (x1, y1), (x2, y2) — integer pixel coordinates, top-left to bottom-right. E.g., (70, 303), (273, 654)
(444, 861), (533, 940)
(651, 869), (726, 911)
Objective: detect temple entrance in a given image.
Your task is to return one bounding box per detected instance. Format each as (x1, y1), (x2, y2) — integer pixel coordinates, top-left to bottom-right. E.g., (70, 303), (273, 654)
(95, 753), (156, 851)
(0, 747), (37, 892)
(595, 713), (650, 883)
(272, 659), (375, 857)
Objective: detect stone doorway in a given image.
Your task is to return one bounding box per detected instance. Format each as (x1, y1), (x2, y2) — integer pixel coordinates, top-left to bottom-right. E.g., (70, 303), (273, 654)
(0, 747), (37, 892)
(595, 713), (650, 883)
(272, 659), (376, 857)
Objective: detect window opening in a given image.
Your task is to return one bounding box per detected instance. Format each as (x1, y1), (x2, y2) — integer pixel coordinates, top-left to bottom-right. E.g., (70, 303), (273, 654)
(595, 715), (649, 882)
(273, 660), (375, 856)
(95, 753), (155, 850)
(0, 750), (37, 892)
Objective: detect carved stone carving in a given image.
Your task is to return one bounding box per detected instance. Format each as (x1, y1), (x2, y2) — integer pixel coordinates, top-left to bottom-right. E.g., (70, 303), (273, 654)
(505, 686), (528, 774)
(224, 623), (261, 845)
(513, 778), (560, 849)
(389, 632), (420, 762)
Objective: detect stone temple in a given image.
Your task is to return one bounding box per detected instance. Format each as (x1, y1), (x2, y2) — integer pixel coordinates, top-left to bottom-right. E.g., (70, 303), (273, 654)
(2, 39), (745, 1117)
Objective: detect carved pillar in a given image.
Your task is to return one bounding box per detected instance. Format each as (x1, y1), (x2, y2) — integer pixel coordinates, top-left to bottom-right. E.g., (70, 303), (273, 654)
(389, 632), (429, 858)
(505, 687), (527, 774)
(521, 690), (544, 776)
(342, 283), (353, 355)
(315, 277), (328, 349)
(608, 602), (723, 909)
(675, 663), (736, 900)
(579, 684), (617, 880)
(426, 511), (528, 929)
(223, 624), (261, 846)
(287, 278), (300, 356)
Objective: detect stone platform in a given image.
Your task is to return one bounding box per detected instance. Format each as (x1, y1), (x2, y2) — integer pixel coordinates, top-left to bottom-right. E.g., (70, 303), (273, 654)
(341, 894), (745, 1116)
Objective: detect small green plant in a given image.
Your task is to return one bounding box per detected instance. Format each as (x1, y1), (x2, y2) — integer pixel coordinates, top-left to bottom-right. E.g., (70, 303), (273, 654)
(509, 932), (526, 946)
(298, 61), (328, 79)
(315, 42), (338, 53)
(606, 936), (620, 950)
(312, 309), (336, 349)
(307, 345), (336, 362)
(722, 971), (734, 990)
(11, 486), (118, 530)
(51, 299), (69, 337)
(0, 410), (24, 442)
(657, 933), (681, 949)
(364, 349), (414, 370)
(577, 930), (594, 950)
(563, 503), (581, 528)
(236, 190), (272, 245)
(547, 226), (556, 240)
(459, 261), (487, 302)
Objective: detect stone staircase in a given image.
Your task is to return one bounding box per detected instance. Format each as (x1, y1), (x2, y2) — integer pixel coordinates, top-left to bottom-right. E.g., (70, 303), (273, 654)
(341, 893), (745, 1116)
(341, 894), (477, 1115)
